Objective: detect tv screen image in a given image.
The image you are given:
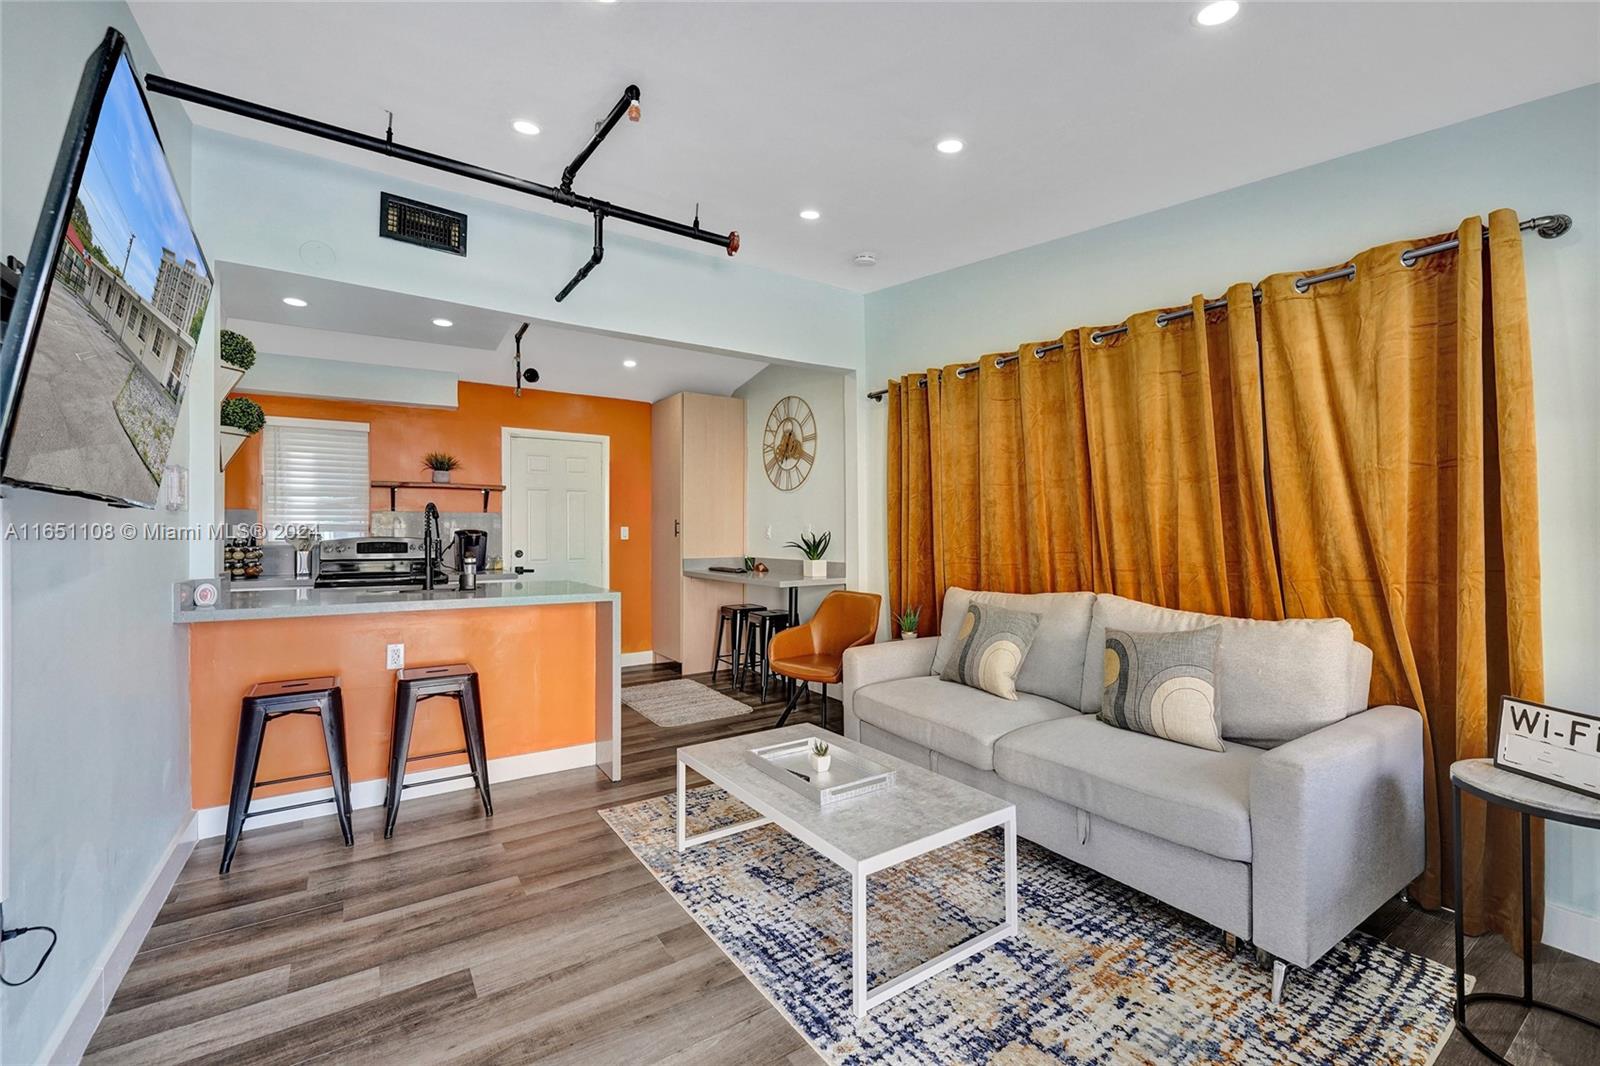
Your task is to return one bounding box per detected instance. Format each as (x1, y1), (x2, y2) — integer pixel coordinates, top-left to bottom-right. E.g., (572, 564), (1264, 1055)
(0, 30), (210, 507)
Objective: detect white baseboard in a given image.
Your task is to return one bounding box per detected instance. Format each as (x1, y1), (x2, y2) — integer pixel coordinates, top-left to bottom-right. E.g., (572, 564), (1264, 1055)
(44, 811), (197, 1065)
(1544, 899), (1600, 964)
(194, 741), (598, 840)
(619, 650), (654, 668)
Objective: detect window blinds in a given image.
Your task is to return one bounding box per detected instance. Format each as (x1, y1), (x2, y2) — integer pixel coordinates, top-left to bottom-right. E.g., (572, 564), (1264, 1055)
(260, 420), (370, 539)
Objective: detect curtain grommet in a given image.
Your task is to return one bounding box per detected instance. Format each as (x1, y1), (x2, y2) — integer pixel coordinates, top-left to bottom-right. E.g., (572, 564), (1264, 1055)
(1089, 330), (1107, 346)
(1400, 249), (1419, 268)
(1293, 277), (1311, 294)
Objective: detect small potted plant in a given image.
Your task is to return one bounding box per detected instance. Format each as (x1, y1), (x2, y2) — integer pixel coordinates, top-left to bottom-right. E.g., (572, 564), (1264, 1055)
(218, 329), (256, 397)
(897, 605), (921, 640)
(218, 396), (265, 471)
(423, 451), (461, 484)
(784, 530), (831, 579)
(809, 739), (831, 773)
(742, 555), (757, 572)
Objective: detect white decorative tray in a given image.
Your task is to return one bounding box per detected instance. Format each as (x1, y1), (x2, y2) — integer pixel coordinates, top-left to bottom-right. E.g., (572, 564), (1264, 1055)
(745, 736), (897, 807)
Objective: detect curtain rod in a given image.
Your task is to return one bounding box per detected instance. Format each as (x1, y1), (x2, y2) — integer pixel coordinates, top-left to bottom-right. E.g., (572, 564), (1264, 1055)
(866, 213), (1572, 401)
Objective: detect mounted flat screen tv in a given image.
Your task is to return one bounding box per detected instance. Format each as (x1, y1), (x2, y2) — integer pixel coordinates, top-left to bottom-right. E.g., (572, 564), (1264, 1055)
(0, 28), (211, 508)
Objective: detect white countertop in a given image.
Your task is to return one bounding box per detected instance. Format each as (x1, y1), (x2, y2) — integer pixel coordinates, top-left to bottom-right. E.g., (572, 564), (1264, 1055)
(683, 557), (846, 591)
(175, 578), (618, 623)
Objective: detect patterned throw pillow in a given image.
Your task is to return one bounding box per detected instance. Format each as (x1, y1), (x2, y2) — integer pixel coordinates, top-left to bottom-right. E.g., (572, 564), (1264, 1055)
(939, 603), (1040, 700)
(1099, 626), (1224, 752)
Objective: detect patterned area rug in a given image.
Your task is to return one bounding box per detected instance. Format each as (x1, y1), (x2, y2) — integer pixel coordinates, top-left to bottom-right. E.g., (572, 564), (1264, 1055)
(622, 678), (752, 727)
(601, 787), (1461, 1065)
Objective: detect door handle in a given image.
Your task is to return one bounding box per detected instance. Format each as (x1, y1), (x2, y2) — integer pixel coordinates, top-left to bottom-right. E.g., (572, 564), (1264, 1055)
(674, 519), (680, 538)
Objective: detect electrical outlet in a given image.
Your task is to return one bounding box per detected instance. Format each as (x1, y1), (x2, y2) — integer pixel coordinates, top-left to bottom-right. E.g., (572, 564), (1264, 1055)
(619, 525), (629, 541)
(386, 643), (405, 670)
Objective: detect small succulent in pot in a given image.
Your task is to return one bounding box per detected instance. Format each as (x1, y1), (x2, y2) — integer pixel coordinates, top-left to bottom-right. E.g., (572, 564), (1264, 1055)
(809, 739), (831, 773)
(423, 451), (461, 483)
(784, 530), (831, 578)
(896, 605), (921, 639)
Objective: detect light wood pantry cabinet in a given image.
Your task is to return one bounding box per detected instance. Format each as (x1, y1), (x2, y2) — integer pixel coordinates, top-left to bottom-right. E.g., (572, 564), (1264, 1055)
(652, 392), (745, 671)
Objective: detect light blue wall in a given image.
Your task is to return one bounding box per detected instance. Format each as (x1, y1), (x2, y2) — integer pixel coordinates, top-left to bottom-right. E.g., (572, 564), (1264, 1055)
(735, 363), (850, 620)
(245, 351), (459, 408)
(863, 84), (1600, 953)
(0, 3), (200, 1061)
(190, 130), (865, 372)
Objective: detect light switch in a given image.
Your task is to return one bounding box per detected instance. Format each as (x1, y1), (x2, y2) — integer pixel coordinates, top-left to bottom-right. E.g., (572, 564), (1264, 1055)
(619, 526), (630, 540)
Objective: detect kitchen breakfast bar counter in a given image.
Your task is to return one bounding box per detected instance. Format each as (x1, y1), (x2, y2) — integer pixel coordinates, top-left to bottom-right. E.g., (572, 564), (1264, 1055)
(174, 577), (617, 624)
(178, 579), (622, 839)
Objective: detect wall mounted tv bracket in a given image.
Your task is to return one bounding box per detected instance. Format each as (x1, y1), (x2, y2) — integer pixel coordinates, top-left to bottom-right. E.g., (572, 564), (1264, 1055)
(143, 77), (739, 301)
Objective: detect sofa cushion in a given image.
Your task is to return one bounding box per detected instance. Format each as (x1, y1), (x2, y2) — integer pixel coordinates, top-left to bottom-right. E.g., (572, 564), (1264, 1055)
(932, 588), (1096, 708)
(994, 715), (1260, 862)
(939, 602), (1040, 699)
(852, 675), (1071, 771)
(1346, 642), (1374, 715)
(1079, 594), (1356, 746)
(1101, 626), (1224, 752)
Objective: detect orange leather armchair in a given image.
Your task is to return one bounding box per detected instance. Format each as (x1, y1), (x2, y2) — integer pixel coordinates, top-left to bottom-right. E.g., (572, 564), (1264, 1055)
(769, 590), (882, 728)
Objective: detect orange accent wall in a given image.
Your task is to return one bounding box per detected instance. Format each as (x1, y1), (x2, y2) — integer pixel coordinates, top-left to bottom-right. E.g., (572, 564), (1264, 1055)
(188, 604), (597, 809)
(225, 381), (650, 652)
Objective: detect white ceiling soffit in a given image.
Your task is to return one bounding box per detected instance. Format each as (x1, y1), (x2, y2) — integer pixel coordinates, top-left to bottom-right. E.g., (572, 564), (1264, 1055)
(219, 263), (515, 350)
(133, 2), (1600, 292)
(219, 263), (771, 403)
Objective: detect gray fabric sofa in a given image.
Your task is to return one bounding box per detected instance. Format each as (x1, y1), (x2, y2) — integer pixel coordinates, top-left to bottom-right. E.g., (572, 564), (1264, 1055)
(842, 588), (1424, 1002)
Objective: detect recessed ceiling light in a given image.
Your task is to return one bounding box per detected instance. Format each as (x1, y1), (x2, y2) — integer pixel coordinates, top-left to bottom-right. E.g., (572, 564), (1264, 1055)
(512, 119), (541, 136)
(935, 138), (964, 155)
(799, 208), (821, 221)
(282, 297), (307, 307)
(622, 359), (638, 368)
(1195, 1), (1240, 27)
(432, 318), (453, 327)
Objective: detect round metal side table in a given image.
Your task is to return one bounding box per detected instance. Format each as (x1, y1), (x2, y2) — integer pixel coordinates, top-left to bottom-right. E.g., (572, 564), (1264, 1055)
(1450, 758), (1600, 1064)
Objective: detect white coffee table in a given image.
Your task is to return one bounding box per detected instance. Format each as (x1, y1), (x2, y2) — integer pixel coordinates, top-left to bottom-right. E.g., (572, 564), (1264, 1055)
(676, 725), (1017, 1017)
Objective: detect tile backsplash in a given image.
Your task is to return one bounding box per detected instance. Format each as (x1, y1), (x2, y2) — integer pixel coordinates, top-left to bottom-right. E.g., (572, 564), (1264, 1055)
(222, 508), (505, 575)
(371, 510), (504, 565)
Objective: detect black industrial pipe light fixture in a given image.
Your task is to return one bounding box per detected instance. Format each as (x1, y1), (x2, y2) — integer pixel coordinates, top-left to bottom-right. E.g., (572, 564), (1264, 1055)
(144, 77), (739, 301)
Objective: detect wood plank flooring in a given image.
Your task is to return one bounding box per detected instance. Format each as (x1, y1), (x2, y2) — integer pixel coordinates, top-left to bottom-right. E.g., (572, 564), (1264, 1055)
(87, 664), (1599, 1064)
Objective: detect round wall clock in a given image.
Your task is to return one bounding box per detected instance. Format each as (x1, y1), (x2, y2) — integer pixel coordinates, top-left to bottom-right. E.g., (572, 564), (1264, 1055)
(763, 395), (817, 491)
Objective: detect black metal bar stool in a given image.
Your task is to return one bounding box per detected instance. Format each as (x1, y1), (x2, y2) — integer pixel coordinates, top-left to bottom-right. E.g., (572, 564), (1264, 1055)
(221, 676), (354, 875)
(711, 603), (762, 685)
(384, 663), (493, 838)
(741, 608), (794, 699)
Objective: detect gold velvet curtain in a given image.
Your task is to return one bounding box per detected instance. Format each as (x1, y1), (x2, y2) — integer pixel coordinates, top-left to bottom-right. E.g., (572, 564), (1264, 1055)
(884, 209), (1544, 952)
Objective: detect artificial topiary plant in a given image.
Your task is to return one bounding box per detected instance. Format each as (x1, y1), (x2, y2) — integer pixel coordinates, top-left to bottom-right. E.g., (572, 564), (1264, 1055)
(220, 329), (257, 371)
(220, 396), (265, 435)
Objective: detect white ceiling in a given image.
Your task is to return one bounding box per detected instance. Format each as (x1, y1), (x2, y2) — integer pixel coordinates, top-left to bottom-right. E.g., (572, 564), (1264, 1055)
(217, 262), (772, 402)
(133, 2), (1599, 292)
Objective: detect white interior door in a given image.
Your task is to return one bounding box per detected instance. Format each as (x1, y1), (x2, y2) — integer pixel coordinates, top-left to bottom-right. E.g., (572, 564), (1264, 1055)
(506, 434), (607, 585)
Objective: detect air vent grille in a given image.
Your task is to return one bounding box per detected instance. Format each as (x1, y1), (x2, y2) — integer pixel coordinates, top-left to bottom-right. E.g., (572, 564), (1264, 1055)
(380, 193), (467, 256)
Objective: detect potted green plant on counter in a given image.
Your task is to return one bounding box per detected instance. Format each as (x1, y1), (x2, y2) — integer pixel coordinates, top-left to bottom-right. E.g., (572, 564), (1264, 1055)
(896, 605), (921, 640)
(218, 396), (265, 471)
(218, 328), (256, 398)
(784, 530), (831, 579)
(424, 451), (461, 484)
